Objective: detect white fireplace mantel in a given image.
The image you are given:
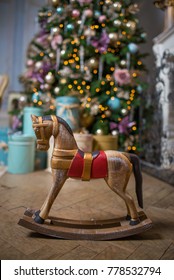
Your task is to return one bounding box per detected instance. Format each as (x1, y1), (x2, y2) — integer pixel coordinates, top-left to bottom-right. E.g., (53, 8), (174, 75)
(153, 26), (174, 168)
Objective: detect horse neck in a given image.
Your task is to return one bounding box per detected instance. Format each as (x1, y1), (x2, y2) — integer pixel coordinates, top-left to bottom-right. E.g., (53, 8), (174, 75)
(52, 122), (78, 155)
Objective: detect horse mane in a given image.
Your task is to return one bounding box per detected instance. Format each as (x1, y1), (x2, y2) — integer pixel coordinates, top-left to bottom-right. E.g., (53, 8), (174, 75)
(42, 115), (74, 136)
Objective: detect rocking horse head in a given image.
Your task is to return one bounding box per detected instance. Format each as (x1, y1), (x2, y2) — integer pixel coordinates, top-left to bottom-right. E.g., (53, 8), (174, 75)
(31, 114), (78, 151)
(31, 115), (58, 151)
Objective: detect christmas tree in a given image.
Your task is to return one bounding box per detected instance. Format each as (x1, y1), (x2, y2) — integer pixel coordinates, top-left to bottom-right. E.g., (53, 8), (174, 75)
(19, 0), (148, 151)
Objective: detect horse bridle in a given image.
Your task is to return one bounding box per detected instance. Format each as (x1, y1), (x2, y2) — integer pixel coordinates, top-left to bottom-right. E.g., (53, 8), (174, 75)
(32, 115), (59, 146)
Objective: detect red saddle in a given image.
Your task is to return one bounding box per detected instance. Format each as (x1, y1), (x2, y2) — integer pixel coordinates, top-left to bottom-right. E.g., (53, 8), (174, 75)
(67, 150), (108, 179)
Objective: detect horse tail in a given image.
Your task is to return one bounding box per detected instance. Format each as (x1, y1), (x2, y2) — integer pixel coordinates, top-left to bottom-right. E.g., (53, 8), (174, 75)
(123, 153), (143, 208)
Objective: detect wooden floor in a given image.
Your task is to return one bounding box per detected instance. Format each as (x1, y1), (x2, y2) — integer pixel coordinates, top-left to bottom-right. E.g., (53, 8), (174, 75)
(0, 170), (174, 260)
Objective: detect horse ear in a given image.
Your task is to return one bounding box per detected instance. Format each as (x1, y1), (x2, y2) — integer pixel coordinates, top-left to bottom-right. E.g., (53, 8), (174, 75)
(31, 114), (37, 122)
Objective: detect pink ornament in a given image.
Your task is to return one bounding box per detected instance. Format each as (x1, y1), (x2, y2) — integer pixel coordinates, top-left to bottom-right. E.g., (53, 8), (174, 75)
(72, 9), (80, 18)
(98, 15), (106, 23)
(26, 59), (34, 67)
(77, 0), (92, 6)
(84, 9), (93, 17)
(24, 70), (33, 78)
(113, 69), (131, 86)
(51, 34), (63, 50)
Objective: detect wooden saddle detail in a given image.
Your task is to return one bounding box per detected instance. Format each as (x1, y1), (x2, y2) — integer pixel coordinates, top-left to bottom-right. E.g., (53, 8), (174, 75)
(51, 149), (108, 181)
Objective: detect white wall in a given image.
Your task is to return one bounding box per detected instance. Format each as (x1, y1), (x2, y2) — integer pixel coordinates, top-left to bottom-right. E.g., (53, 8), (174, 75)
(0, 0), (43, 109)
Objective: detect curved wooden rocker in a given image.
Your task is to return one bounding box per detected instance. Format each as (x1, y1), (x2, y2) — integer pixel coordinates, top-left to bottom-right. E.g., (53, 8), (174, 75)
(18, 115), (152, 240)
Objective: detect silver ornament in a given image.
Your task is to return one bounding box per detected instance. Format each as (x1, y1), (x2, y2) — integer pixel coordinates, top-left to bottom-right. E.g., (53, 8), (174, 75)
(42, 83), (51, 91)
(19, 95), (27, 108)
(54, 87), (60, 94)
(113, 19), (121, 28)
(121, 108), (128, 116)
(113, 2), (122, 12)
(111, 129), (118, 136)
(95, 129), (104, 135)
(91, 104), (99, 115)
(105, 110), (111, 117)
(120, 60), (127, 67)
(35, 61), (43, 70)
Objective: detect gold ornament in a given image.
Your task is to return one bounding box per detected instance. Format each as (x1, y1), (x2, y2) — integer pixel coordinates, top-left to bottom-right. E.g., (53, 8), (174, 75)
(154, 0), (174, 9)
(80, 113), (94, 128)
(105, 0), (113, 5)
(51, 27), (60, 35)
(87, 58), (99, 69)
(60, 78), (67, 84)
(49, 52), (56, 59)
(84, 28), (96, 37)
(109, 32), (119, 41)
(113, 2), (122, 12)
(45, 73), (55, 84)
(50, 0), (59, 8)
(128, 4), (140, 14)
(126, 21), (136, 33)
(105, 110), (111, 117)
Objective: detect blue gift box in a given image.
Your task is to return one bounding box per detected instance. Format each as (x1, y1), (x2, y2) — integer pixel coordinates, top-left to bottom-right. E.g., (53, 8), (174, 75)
(23, 107), (43, 136)
(8, 134), (35, 174)
(0, 127), (9, 166)
(56, 96), (80, 132)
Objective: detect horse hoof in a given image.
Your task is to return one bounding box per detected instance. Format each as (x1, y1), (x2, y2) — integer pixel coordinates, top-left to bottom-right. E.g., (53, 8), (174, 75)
(34, 210), (45, 224)
(130, 218), (140, 226)
(126, 215), (131, 220)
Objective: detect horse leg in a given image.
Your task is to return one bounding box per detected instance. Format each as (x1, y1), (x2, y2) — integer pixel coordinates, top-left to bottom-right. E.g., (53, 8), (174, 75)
(105, 151), (140, 225)
(34, 169), (67, 224)
(105, 174), (140, 225)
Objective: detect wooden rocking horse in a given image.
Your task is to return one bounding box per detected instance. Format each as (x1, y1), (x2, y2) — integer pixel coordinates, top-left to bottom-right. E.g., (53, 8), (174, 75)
(18, 115), (152, 240)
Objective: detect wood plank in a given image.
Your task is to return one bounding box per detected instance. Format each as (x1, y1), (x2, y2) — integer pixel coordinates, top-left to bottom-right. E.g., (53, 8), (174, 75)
(160, 242), (174, 260)
(145, 206), (174, 240)
(0, 207), (44, 255)
(28, 245), (63, 260)
(127, 240), (172, 260)
(0, 170), (174, 259)
(58, 245), (97, 260)
(92, 245), (134, 260)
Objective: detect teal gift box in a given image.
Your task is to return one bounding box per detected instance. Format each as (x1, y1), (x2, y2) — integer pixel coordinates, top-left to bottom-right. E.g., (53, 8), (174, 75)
(8, 134), (35, 174)
(56, 96), (80, 132)
(0, 127), (9, 166)
(23, 107), (43, 136)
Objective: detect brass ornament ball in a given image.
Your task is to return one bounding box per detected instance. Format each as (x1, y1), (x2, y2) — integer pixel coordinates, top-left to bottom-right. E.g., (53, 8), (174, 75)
(51, 0), (59, 8)
(45, 73), (55, 84)
(113, 2), (122, 12)
(80, 113), (94, 128)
